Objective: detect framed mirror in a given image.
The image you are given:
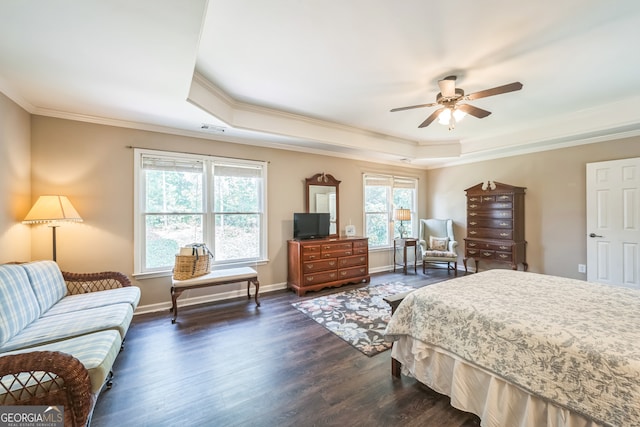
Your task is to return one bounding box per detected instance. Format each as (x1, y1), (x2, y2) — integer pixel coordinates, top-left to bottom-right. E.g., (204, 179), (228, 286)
(306, 173), (340, 237)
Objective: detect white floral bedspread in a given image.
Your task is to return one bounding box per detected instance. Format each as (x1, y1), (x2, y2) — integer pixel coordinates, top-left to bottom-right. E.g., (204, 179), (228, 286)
(384, 269), (640, 427)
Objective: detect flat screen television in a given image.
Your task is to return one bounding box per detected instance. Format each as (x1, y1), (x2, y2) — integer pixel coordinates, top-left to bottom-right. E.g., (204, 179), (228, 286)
(293, 212), (331, 240)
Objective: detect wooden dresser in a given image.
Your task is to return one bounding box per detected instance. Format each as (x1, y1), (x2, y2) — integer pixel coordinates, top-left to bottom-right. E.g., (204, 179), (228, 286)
(287, 237), (370, 296)
(463, 182), (528, 272)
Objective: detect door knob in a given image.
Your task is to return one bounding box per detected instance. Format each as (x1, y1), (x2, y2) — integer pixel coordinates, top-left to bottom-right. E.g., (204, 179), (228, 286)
(589, 233), (603, 238)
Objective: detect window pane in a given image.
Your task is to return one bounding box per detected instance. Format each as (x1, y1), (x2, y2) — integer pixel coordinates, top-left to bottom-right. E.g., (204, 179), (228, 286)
(365, 185), (388, 212)
(145, 169), (203, 213)
(145, 214), (203, 269)
(215, 214), (260, 260)
(366, 213), (389, 246)
(135, 149), (268, 274)
(394, 187), (415, 237)
(214, 175), (260, 212)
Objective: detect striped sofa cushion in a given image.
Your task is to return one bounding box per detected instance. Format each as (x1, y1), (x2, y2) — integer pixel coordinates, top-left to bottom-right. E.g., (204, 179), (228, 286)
(0, 265), (41, 346)
(0, 303), (133, 352)
(40, 286), (141, 317)
(1, 329), (123, 394)
(21, 261), (67, 313)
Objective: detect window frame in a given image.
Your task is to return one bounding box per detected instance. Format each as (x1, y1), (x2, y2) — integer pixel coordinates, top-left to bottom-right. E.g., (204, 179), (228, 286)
(362, 173), (418, 249)
(133, 148), (268, 277)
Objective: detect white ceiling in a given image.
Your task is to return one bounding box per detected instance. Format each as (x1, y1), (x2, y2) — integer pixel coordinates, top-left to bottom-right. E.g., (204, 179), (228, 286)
(2, 0), (640, 168)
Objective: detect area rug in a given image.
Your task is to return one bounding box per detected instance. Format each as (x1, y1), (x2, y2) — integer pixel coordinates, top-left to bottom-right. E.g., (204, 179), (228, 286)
(291, 282), (414, 356)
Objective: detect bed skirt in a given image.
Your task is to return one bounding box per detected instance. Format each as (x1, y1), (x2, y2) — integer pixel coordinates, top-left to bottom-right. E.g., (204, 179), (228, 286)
(392, 336), (603, 427)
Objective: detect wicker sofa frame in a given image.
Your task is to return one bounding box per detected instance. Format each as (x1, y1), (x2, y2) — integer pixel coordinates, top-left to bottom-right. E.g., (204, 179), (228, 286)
(0, 267), (137, 427)
(0, 351), (92, 427)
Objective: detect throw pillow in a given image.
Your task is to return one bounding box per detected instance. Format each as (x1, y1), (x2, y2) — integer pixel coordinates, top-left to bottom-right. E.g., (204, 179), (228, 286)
(429, 236), (449, 251)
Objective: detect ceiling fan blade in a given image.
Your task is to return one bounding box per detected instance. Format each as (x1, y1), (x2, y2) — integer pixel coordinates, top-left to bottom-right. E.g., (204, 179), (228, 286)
(418, 107), (445, 128)
(438, 75), (457, 98)
(457, 104), (492, 118)
(390, 102), (437, 112)
(466, 82), (523, 100)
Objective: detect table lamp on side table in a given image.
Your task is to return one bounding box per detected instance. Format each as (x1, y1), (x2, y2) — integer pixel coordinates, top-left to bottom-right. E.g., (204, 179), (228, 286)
(394, 208), (411, 239)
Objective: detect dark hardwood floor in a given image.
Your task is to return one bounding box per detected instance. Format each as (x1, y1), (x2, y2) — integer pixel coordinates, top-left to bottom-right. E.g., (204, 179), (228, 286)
(91, 268), (480, 427)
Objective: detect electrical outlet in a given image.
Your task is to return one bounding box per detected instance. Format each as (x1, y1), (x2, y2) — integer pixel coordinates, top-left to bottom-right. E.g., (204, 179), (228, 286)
(578, 264), (586, 274)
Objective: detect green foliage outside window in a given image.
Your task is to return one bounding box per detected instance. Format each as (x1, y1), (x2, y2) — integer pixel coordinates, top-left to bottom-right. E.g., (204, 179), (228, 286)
(137, 151), (266, 273)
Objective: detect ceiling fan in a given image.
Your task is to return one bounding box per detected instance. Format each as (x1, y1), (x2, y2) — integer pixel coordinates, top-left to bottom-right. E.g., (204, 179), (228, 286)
(391, 76), (523, 130)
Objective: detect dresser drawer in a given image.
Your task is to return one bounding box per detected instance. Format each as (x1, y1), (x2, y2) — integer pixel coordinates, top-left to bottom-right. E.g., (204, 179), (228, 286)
(466, 247), (495, 259)
(467, 219), (512, 229)
(353, 246), (367, 255)
(495, 251), (513, 262)
(321, 242), (352, 252)
(322, 249), (353, 258)
(466, 248), (481, 257)
(467, 228), (513, 239)
(303, 258), (338, 273)
(338, 254), (367, 268)
(466, 240), (513, 252)
(468, 201), (512, 210)
(337, 266), (368, 280)
(301, 245), (322, 261)
(467, 210), (513, 219)
(352, 239), (368, 248)
(304, 270), (338, 286)
(489, 242), (512, 252)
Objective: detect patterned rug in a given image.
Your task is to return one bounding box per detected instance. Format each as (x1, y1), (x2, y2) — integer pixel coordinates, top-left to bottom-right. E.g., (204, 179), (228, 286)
(291, 282), (415, 356)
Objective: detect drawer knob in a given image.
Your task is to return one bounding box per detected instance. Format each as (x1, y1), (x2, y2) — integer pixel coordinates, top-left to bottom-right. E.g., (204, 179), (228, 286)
(500, 222), (508, 226)
(483, 252), (492, 256)
(470, 221), (477, 226)
(468, 243), (477, 247)
(499, 254), (509, 259)
(469, 212), (477, 216)
(469, 231), (477, 235)
(500, 233), (509, 237)
(469, 204), (478, 208)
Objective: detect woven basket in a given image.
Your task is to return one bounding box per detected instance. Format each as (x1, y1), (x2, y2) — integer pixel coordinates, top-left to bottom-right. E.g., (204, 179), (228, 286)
(173, 253), (211, 280)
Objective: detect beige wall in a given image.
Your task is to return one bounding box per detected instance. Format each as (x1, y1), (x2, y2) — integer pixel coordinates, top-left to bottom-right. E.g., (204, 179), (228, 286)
(0, 93), (31, 263)
(15, 111), (640, 308)
(426, 136), (640, 279)
(30, 116), (427, 308)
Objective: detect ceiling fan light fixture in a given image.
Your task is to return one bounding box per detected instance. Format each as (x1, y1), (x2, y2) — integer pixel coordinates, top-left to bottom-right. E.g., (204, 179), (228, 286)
(437, 108), (466, 126)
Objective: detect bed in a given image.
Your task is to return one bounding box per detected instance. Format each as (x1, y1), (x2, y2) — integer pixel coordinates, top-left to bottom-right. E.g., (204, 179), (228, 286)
(384, 269), (640, 427)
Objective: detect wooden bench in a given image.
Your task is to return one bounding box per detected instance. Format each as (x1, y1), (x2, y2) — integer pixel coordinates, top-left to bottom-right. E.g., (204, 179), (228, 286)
(170, 267), (260, 323)
(383, 290), (413, 377)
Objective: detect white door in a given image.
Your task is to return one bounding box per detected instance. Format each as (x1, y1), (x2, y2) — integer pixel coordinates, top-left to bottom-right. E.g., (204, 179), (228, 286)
(586, 157), (640, 287)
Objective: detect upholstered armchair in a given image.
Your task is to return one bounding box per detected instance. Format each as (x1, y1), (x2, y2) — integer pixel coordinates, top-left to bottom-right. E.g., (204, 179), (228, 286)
(418, 218), (458, 276)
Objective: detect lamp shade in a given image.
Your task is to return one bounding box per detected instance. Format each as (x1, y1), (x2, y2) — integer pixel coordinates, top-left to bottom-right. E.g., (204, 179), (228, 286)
(23, 195), (83, 224)
(393, 208), (411, 222)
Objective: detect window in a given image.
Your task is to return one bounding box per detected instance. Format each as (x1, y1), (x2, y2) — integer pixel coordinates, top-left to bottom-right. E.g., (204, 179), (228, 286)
(134, 149), (267, 275)
(363, 174), (418, 248)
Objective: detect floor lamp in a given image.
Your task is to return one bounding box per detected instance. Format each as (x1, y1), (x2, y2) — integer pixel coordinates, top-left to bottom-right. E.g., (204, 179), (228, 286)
(23, 195), (83, 262)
